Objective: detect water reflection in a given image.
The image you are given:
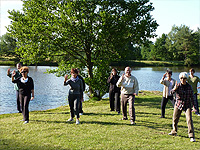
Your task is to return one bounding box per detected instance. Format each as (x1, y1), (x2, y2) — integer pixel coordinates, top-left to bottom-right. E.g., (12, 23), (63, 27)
(0, 66), (199, 114)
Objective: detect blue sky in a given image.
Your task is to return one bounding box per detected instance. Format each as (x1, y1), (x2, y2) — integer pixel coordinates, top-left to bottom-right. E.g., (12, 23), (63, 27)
(0, 0), (199, 41)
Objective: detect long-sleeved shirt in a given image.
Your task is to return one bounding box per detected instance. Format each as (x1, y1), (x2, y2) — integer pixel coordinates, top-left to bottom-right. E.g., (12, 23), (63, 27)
(171, 82), (194, 111)
(160, 77), (176, 98)
(187, 75), (200, 94)
(64, 78), (83, 96)
(107, 75), (121, 93)
(12, 76), (34, 96)
(116, 75), (139, 95)
(8, 70), (22, 90)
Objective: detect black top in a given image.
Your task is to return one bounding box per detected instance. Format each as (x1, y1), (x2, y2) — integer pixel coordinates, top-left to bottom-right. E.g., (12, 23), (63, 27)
(77, 75), (85, 92)
(107, 75), (121, 92)
(12, 76), (34, 96)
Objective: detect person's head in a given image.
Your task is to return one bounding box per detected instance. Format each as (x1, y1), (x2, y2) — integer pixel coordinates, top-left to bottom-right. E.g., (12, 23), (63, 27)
(16, 63), (22, 70)
(71, 68), (78, 78)
(20, 66), (29, 77)
(179, 72), (188, 85)
(166, 70), (172, 78)
(125, 67), (131, 76)
(189, 68), (195, 76)
(111, 68), (117, 75)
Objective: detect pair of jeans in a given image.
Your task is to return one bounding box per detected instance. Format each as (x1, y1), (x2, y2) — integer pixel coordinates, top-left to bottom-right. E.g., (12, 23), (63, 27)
(171, 106), (195, 138)
(121, 94), (135, 121)
(109, 91), (120, 112)
(19, 94), (31, 121)
(193, 93), (199, 114)
(68, 94), (80, 119)
(161, 96), (174, 117)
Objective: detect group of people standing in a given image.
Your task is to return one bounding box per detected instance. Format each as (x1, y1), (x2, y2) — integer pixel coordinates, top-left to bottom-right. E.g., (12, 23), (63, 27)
(159, 69), (200, 142)
(108, 67), (199, 142)
(7, 64), (199, 142)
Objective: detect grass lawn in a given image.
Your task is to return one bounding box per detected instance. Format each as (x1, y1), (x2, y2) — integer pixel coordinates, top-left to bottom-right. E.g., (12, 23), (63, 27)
(0, 91), (199, 150)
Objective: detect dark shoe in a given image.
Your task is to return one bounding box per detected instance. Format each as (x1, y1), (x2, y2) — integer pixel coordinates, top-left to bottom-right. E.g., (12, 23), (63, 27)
(18, 111), (22, 113)
(110, 110), (114, 111)
(120, 118), (128, 120)
(159, 116), (165, 118)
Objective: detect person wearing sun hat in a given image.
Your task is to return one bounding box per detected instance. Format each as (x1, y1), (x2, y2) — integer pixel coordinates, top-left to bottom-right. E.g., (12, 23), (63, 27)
(168, 72), (196, 142)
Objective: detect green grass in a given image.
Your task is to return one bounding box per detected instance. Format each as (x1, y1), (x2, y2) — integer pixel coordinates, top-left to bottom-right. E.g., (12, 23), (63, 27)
(0, 91), (200, 150)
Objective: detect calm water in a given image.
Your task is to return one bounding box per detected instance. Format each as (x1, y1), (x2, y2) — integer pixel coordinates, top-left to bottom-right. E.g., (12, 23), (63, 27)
(0, 66), (200, 114)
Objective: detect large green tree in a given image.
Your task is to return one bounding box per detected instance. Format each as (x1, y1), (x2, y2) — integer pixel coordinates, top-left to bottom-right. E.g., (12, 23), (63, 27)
(165, 25), (199, 65)
(7, 0), (158, 99)
(0, 33), (17, 57)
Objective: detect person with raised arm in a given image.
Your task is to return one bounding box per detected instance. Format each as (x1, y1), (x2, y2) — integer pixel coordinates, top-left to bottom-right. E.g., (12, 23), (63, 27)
(7, 63), (22, 113)
(12, 66), (34, 124)
(116, 67), (139, 125)
(64, 68), (83, 125)
(168, 72), (196, 142)
(160, 70), (176, 118)
(107, 68), (121, 114)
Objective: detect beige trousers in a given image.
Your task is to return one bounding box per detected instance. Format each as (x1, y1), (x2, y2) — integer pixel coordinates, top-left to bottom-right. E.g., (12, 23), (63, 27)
(121, 94), (135, 121)
(171, 106), (194, 138)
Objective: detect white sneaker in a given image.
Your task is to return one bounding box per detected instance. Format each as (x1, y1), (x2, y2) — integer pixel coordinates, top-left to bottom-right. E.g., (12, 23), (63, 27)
(79, 113), (83, 115)
(197, 114), (200, 116)
(190, 138), (196, 142)
(76, 120), (80, 125)
(23, 121), (29, 124)
(67, 118), (74, 122)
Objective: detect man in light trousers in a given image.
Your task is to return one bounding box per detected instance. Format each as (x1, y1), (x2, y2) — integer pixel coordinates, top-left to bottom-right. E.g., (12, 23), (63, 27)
(117, 67), (139, 125)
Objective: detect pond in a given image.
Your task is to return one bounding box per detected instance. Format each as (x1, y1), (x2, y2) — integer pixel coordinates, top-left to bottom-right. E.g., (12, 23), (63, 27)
(0, 65), (200, 114)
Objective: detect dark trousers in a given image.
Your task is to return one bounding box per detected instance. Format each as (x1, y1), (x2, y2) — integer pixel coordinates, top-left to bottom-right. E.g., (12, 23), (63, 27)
(109, 91), (120, 113)
(79, 101), (83, 113)
(193, 93), (199, 114)
(19, 94), (31, 121)
(68, 94), (80, 119)
(16, 90), (22, 112)
(161, 96), (174, 118)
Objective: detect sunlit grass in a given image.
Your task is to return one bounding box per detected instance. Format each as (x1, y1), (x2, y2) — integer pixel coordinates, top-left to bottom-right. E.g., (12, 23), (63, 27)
(0, 91), (199, 149)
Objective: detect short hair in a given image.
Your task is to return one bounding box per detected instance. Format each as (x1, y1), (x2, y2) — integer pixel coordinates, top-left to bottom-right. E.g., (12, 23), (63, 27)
(167, 70), (172, 75)
(189, 68), (195, 73)
(20, 66), (29, 73)
(179, 72), (188, 79)
(71, 68), (78, 74)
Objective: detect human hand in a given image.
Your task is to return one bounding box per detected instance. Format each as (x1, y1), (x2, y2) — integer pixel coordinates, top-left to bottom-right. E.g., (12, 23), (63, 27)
(12, 70), (16, 77)
(64, 74), (68, 82)
(31, 96), (34, 100)
(7, 68), (11, 74)
(133, 93), (138, 96)
(197, 86), (200, 89)
(163, 73), (167, 78)
(173, 81), (178, 90)
(122, 73), (125, 80)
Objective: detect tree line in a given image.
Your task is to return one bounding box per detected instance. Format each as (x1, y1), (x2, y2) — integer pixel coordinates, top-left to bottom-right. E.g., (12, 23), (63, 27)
(0, 0), (199, 99)
(141, 25), (200, 66)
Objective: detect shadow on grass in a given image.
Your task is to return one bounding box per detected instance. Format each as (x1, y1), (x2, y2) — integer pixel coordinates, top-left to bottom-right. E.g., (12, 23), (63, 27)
(0, 138), (61, 150)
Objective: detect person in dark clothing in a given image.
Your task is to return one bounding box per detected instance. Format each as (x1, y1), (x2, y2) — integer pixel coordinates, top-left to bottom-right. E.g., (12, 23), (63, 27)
(7, 63), (22, 113)
(107, 68), (121, 114)
(64, 68), (83, 125)
(77, 68), (85, 115)
(12, 66), (34, 124)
